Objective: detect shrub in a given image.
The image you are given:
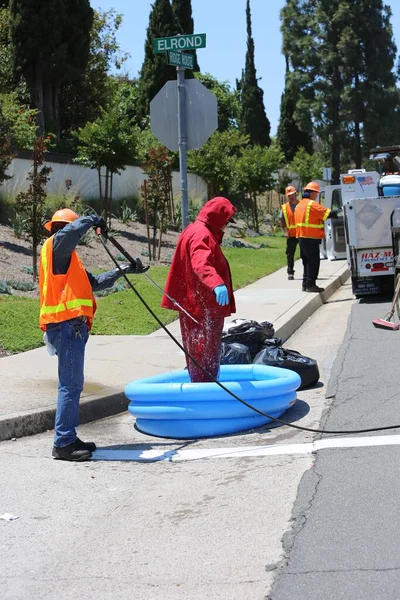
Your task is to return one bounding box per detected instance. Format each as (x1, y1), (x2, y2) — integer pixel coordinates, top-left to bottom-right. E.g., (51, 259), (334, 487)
(9, 210), (27, 239)
(94, 279), (127, 297)
(0, 281), (12, 294)
(7, 280), (36, 291)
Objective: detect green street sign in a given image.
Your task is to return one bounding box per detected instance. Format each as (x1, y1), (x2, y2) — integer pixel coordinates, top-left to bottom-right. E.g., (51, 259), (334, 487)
(168, 50), (194, 69)
(154, 33), (206, 54)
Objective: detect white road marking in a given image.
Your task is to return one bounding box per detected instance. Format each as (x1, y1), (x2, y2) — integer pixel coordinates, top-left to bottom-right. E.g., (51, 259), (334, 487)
(91, 434), (400, 463)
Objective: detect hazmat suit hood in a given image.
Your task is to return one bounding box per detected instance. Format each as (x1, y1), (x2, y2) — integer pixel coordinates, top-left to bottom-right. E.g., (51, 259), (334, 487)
(196, 197), (237, 235)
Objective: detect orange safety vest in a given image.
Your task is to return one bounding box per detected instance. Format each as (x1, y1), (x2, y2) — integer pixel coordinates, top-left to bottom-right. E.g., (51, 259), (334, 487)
(39, 237), (96, 331)
(281, 202), (297, 238)
(295, 199), (331, 240)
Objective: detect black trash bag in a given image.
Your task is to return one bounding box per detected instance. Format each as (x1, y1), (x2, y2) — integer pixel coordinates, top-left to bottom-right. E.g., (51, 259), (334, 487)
(253, 346), (320, 390)
(222, 319), (275, 358)
(220, 342), (252, 365)
(261, 337), (283, 348)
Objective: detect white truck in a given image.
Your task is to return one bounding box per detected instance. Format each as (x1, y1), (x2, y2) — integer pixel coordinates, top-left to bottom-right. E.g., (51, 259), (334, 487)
(322, 167), (400, 296)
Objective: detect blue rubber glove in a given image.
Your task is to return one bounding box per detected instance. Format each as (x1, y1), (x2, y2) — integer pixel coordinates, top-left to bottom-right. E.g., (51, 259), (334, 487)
(214, 284), (229, 306)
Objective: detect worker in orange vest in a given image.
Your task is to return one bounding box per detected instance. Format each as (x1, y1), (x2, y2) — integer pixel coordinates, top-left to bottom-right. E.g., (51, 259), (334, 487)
(39, 208), (147, 461)
(295, 182), (337, 293)
(280, 185), (299, 280)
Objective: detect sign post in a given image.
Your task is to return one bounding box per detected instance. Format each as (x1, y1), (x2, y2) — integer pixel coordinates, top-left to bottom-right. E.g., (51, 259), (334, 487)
(151, 33), (214, 230)
(177, 66), (189, 228)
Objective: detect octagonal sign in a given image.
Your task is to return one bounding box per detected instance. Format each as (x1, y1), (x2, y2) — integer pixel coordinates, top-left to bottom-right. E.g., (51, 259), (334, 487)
(150, 79), (218, 151)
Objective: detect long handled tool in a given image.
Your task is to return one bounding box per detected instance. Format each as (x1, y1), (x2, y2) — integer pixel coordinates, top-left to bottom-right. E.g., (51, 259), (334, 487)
(98, 229), (200, 325)
(372, 274), (400, 330)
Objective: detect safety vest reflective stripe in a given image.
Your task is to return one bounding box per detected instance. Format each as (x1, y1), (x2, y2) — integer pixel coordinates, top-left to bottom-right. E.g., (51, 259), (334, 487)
(296, 201), (329, 228)
(66, 298), (93, 309)
(282, 204), (296, 229)
(40, 303), (67, 316)
(40, 298), (93, 316)
(41, 243), (49, 300)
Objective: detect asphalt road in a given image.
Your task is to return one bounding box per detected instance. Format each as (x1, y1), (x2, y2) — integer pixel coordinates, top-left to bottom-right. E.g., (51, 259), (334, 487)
(1, 282), (365, 600)
(269, 293), (400, 600)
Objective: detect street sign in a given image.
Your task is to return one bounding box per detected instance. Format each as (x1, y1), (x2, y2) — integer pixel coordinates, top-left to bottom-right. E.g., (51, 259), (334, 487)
(150, 79), (218, 152)
(150, 33), (210, 230)
(154, 33), (206, 54)
(323, 167), (332, 181)
(168, 50), (194, 69)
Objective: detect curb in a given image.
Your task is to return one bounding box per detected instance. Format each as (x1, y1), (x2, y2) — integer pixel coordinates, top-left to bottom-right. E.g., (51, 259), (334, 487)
(0, 391), (128, 443)
(275, 266), (350, 342)
(0, 265), (349, 443)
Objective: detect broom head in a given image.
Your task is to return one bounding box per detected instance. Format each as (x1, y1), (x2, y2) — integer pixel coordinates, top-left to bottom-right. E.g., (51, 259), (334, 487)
(372, 318), (399, 330)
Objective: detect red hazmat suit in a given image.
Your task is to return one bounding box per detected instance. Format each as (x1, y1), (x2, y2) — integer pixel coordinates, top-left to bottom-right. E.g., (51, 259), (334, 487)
(162, 197), (237, 382)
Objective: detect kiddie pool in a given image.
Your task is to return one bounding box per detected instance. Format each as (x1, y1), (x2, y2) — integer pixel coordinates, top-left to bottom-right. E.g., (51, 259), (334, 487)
(125, 364), (301, 439)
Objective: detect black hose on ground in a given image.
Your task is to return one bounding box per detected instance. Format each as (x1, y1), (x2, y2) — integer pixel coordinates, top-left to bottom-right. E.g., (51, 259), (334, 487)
(98, 232), (400, 436)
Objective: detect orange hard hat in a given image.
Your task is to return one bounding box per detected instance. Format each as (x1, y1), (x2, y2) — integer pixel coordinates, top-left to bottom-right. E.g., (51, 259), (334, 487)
(44, 208), (79, 232)
(303, 181), (321, 194)
(285, 185), (297, 196)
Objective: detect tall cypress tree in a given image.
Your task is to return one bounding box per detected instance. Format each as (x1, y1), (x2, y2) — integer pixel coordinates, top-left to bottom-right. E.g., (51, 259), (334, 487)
(10, 0), (93, 138)
(277, 67), (313, 162)
(171, 0), (199, 73)
(239, 0), (271, 147)
(137, 0), (177, 123)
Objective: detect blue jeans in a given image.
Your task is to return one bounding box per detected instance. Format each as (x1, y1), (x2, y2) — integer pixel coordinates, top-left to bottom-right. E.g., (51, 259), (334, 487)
(46, 318), (89, 447)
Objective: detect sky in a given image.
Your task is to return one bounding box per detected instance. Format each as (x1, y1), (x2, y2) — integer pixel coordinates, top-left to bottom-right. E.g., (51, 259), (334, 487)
(93, 0), (400, 136)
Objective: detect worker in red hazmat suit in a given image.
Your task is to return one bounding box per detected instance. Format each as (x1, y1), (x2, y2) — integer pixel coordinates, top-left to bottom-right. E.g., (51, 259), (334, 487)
(162, 197), (237, 382)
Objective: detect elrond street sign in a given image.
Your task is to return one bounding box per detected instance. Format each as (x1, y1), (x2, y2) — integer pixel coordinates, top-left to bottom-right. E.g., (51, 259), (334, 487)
(168, 50), (194, 69)
(153, 33), (206, 54)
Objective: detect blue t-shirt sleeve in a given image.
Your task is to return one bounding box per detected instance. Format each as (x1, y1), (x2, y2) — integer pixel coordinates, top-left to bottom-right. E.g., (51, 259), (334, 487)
(52, 215), (101, 275)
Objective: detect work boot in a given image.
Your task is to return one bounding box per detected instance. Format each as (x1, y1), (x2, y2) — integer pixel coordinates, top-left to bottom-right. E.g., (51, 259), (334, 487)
(76, 437), (97, 452)
(288, 274), (294, 280)
(306, 285), (325, 293)
(52, 442), (92, 462)
(301, 284), (307, 292)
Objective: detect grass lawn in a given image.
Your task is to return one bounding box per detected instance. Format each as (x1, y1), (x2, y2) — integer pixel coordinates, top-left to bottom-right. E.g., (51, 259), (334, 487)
(0, 236), (291, 354)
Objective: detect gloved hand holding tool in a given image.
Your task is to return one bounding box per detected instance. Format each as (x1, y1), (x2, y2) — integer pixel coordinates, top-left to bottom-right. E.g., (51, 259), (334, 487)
(94, 216), (108, 237)
(118, 259), (149, 275)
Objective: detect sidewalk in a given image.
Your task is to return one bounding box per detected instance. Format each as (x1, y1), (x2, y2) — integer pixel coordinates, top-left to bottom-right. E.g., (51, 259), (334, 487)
(0, 259), (349, 441)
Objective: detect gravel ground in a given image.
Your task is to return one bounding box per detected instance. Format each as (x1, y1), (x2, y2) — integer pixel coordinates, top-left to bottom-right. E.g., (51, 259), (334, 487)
(0, 220), (179, 298)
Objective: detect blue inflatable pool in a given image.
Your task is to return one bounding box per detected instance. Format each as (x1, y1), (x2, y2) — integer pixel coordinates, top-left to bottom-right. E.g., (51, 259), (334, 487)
(125, 364), (301, 439)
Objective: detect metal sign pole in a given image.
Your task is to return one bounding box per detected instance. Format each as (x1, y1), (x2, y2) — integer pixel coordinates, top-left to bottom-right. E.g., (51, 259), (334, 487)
(177, 66), (189, 230)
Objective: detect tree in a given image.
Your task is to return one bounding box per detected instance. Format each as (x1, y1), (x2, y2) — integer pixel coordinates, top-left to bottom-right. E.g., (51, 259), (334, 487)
(187, 129), (248, 199)
(10, 0), (93, 138)
(14, 137), (52, 281)
(340, 0), (397, 165)
(0, 92), (38, 150)
(277, 70), (313, 162)
(238, 0), (271, 146)
(141, 147), (175, 260)
(289, 147), (324, 190)
(75, 104), (139, 223)
(0, 5), (13, 93)
(137, 0), (178, 122)
(0, 106), (14, 185)
(233, 144), (283, 232)
(60, 9), (129, 137)
(281, 0), (399, 181)
(171, 0), (199, 74)
(194, 73), (240, 132)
